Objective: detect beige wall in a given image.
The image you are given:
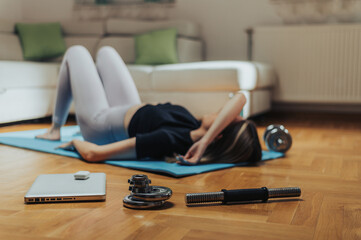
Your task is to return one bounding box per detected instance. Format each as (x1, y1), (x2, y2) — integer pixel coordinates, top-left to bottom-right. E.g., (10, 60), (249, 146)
(169, 0), (282, 60)
(0, 0), (282, 60)
(0, 0), (73, 21)
(22, 0), (74, 21)
(0, 0), (22, 20)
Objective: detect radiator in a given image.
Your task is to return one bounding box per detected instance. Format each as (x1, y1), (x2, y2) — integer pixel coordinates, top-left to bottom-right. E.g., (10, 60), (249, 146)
(253, 25), (361, 104)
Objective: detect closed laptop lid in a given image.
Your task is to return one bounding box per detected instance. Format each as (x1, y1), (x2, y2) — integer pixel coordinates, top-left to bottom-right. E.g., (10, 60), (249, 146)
(25, 173), (106, 198)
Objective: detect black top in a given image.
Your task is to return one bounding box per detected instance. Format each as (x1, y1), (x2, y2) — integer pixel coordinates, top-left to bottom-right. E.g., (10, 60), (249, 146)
(128, 103), (201, 159)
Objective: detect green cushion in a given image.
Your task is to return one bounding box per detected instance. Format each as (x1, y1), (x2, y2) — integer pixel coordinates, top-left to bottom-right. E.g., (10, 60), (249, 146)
(15, 22), (66, 61)
(135, 28), (178, 65)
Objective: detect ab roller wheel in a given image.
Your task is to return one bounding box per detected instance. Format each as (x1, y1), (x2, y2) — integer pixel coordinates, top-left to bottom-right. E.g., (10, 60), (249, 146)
(263, 124), (292, 153)
(123, 174), (172, 209)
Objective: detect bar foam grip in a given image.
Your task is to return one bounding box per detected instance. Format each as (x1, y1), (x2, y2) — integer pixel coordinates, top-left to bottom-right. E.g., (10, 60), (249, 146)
(221, 187), (268, 203)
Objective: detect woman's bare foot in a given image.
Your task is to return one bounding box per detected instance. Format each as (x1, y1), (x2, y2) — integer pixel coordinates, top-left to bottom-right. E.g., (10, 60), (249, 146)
(36, 126), (61, 141)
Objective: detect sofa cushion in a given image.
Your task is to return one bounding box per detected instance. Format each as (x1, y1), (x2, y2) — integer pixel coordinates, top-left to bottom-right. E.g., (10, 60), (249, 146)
(0, 88), (55, 123)
(0, 20), (15, 33)
(127, 65), (154, 91)
(97, 36), (203, 64)
(97, 37), (135, 64)
(49, 36), (102, 62)
(61, 20), (105, 36)
(65, 36), (101, 58)
(151, 61), (275, 91)
(177, 38), (203, 63)
(0, 34), (23, 61)
(135, 28), (178, 65)
(15, 22), (66, 61)
(106, 19), (200, 39)
(0, 61), (59, 89)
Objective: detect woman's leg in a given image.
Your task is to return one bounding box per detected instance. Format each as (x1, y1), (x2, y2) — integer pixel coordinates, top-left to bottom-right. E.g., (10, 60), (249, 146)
(52, 54), (72, 127)
(95, 46), (141, 107)
(36, 53), (74, 140)
(95, 46), (142, 141)
(38, 45), (113, 144)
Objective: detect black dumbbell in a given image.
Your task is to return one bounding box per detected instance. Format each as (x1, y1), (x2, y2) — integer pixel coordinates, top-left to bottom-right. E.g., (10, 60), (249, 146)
(263, 124), (292, 153)
(123, 174), (172, 209)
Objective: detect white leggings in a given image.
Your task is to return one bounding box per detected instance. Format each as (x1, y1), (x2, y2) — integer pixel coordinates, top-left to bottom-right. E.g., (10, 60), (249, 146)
(53, 45), (141, 145)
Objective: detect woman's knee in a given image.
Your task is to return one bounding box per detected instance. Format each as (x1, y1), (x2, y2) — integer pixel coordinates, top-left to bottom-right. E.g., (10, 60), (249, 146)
(96, 46), (123, 63)
(65, 45), (91, 59)
(97, 46), (116, 55)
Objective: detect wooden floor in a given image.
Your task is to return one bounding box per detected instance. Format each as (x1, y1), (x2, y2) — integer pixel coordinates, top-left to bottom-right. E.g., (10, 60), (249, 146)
(0, 112), (360, 240)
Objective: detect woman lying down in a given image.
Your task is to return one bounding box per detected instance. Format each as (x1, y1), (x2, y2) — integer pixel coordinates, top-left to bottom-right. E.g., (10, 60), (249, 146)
(36, 46), (262, 165)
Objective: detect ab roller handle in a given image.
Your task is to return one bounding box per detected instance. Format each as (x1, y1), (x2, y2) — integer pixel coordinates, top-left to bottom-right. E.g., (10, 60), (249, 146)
(185, 187), (301, 205)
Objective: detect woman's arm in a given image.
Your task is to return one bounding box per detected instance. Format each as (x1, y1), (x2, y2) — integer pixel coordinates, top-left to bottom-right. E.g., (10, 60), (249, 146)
(58, 137), (136, 162)
(201, 92), (246, 145)
(183, 92), (247, 164)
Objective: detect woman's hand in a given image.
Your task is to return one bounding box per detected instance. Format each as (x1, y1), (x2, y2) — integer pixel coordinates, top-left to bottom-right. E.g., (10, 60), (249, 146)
(57, 140), (78, 151)
(56, 140), (103, 162)
(179, 139), (209, 165)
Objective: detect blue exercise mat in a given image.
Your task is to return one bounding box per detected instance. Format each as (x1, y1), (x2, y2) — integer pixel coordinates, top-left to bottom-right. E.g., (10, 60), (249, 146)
(0, 126), (284, 177)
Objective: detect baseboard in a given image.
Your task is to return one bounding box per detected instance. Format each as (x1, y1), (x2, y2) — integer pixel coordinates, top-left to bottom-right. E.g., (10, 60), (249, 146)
(272, 102), (361, 114)
(0, 115), (77, 127)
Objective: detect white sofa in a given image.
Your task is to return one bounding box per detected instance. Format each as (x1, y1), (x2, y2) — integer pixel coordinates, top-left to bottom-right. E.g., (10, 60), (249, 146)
(0, 19), (275, 124)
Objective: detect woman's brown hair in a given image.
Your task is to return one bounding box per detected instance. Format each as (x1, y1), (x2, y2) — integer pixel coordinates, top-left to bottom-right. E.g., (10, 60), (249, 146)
(200, 120), (262, 164)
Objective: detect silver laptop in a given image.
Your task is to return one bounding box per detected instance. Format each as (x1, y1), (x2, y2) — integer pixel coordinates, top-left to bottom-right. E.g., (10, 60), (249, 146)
(24, 173), (106, 204)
